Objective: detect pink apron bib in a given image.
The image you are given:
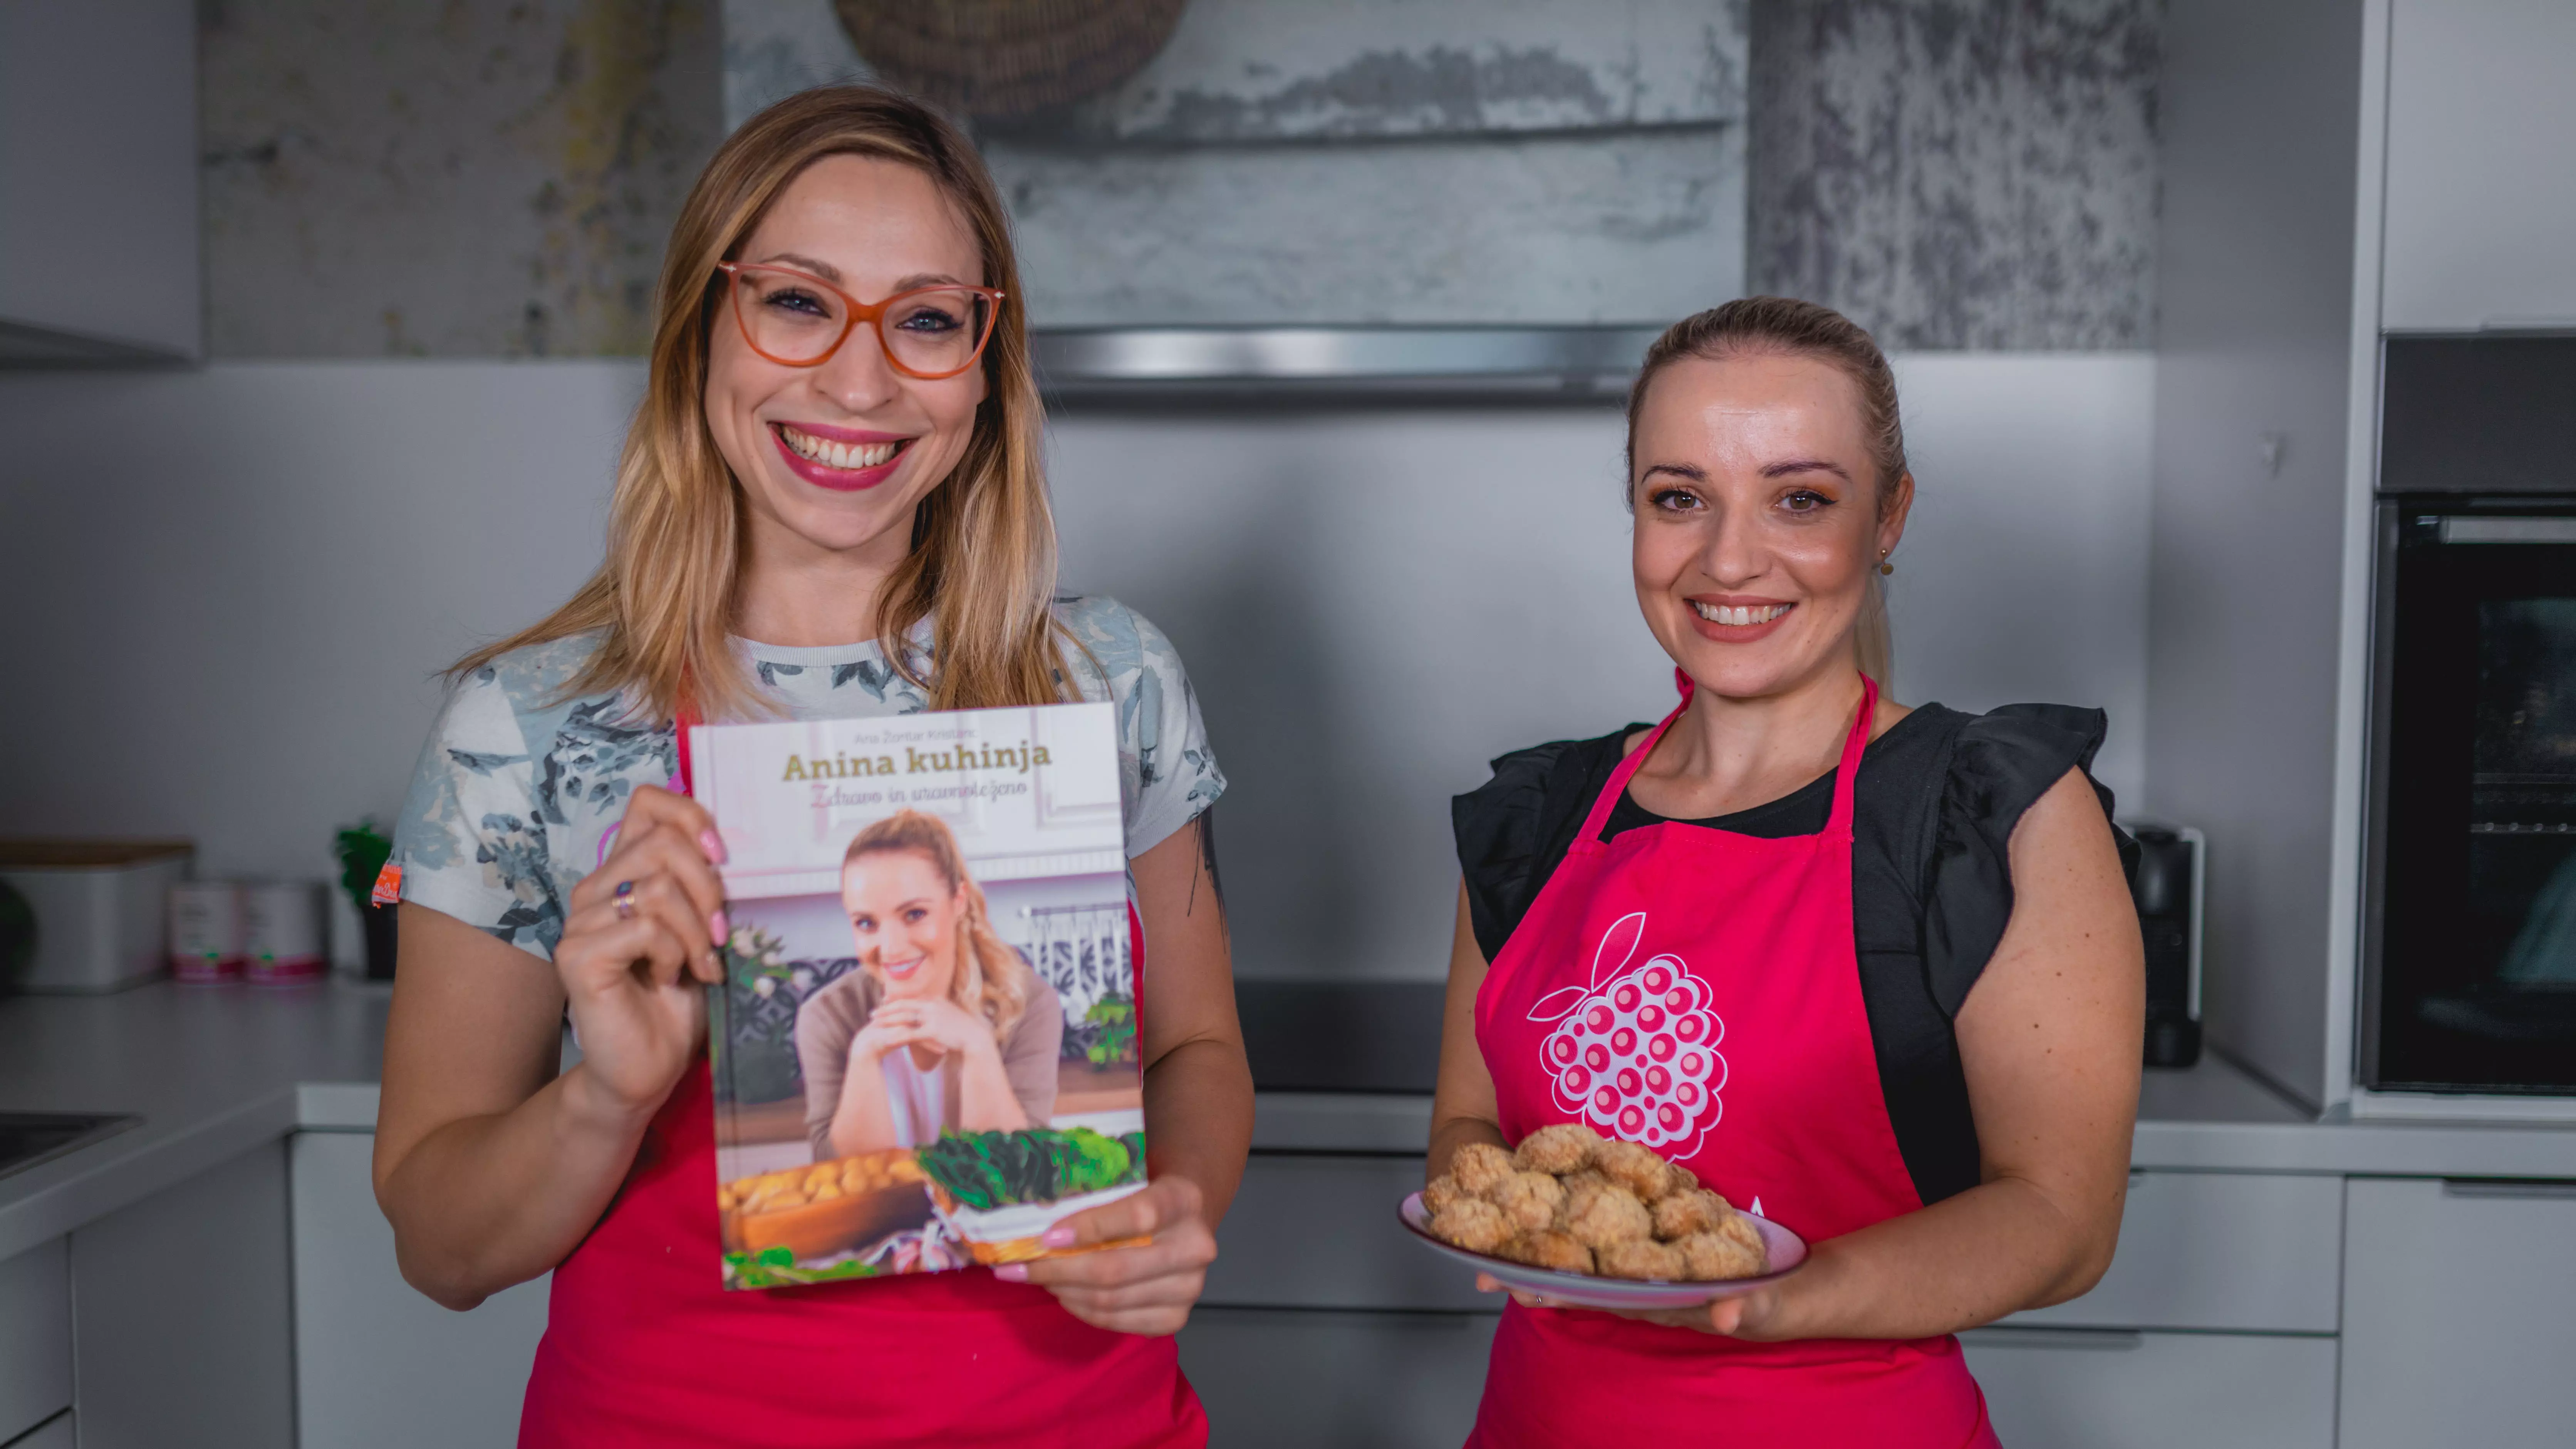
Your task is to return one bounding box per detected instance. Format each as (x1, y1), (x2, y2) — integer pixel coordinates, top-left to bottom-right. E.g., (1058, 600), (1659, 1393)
(1469, 673), (1999, 1449)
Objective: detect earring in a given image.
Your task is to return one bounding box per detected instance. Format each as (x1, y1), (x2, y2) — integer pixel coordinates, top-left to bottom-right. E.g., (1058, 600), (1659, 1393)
(1878, 549), (1895, 577)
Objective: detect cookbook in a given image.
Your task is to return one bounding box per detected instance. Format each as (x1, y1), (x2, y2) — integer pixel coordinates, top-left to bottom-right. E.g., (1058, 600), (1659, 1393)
(691, 702), (1147, 1290)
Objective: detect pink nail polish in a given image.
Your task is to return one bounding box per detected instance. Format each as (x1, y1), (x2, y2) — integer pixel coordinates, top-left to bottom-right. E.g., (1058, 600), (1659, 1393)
(699, 829), (728, 865)
(709, 910), (730, 944)
(992, 1263), (1028, 1281)
(1040, 1225), (1077, 1249)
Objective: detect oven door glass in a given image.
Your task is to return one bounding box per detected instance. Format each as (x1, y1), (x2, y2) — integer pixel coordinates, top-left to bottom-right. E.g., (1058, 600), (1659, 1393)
(2372, 508), (2576, 1091)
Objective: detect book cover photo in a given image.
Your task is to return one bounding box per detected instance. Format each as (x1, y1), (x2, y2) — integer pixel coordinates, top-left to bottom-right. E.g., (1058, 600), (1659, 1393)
(692, 702), (1147, 1290)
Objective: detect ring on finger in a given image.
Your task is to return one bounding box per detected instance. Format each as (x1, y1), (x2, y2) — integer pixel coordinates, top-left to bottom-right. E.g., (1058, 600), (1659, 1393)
(613, 879), (638, 921)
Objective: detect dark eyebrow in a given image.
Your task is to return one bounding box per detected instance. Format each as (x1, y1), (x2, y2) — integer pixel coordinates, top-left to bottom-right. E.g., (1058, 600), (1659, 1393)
(1640, 462), (1709, 484)
(758, 252), (843, 283)
(1760, 458), (1853, 481)
(754, 255), (973, 295)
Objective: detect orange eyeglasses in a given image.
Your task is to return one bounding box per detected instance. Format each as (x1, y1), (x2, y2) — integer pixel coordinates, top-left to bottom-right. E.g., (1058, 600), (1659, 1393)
(715, 262), (1004, 379)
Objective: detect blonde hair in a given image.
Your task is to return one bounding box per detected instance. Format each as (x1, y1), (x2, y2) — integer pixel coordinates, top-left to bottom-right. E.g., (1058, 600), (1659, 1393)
(453, 86), (1071, 720)
(1626, 296), (1906, 684)
(842, 810), (1030, 1042)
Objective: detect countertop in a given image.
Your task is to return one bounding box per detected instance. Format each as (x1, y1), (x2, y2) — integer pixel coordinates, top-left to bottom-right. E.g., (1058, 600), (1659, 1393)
(10, 979), (2576, 1264)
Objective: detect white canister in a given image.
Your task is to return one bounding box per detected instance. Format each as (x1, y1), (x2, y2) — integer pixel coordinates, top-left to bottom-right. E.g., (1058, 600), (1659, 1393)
(168, 880), (245, 983)
(242, 881), (327, 985)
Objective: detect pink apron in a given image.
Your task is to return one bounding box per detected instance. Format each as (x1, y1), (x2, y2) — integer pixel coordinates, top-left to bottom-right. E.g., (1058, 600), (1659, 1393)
(1469, 673), (1999, 1449)
(514, 713), (1205, 1448)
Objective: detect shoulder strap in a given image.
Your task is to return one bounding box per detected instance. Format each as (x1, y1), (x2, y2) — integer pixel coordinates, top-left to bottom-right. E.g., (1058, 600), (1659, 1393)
(1573, 696), (1689, 852)
(1825, 673), (1879, 837)
(1579, 671), (1878, 847)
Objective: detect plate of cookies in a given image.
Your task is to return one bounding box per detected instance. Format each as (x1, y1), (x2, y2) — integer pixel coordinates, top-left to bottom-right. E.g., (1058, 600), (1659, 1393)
(1399, 1123), (1805, 1310)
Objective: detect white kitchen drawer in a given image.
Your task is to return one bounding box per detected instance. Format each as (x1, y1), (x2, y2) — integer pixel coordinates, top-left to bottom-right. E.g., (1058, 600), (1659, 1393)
(2006, 1170), (2341, 1333)
(1204, 1154), (1489, 1311)
(2340, 1176), (2576, 1449)
(292, 1131), (550, 1449)
(1179, 1307), (1497, 1449)
(0, 1239), (71, 1445)
(1963, 1327), (2335, 1449)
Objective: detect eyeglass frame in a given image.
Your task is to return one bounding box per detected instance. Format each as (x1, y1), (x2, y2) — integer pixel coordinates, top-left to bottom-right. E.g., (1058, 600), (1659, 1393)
(712, 261), (1006, 380)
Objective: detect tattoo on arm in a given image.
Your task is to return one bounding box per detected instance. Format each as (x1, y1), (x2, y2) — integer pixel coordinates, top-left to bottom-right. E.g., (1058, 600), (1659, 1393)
(1186, 807), (1226, 919)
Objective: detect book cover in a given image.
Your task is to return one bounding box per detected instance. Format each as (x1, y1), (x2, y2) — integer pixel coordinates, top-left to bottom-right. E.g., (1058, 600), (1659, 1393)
(691, 702), (1146, 1290)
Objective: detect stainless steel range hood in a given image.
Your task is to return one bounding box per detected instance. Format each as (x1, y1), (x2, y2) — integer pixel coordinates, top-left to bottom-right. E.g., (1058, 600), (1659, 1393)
(1031, 324), (1663, 401)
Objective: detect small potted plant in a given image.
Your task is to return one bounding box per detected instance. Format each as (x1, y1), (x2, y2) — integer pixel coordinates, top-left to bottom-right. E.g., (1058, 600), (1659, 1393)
(334, 820), (397, 980)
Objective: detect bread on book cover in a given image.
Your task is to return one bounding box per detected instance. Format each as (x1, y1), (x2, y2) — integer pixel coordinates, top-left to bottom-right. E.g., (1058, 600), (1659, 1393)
(692, 703), (1147, 1290)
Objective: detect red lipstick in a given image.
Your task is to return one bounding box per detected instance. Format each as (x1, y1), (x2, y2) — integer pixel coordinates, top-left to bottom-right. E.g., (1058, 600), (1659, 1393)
(769, 422), (912, 492)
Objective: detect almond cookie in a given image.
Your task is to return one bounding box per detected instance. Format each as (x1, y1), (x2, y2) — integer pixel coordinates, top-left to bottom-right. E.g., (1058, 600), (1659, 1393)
(1677, 1227), (1766, 1280)
(1421, 1173), (1466, 1217)
(1499, 1229), (1594, 1275)
(1651, 1187), (1731, 1241)
(1594, 1140), (1682, 1201)
(1596, 1238), (1687, 1281)
(1488, 1170), (1567, 1232)
(1430, 1197), (1514, 1255)
(1450, 1141), (1517, 1196)
(1560, 1177), (1653, 1249)
(1512, 1122), (1604, 1175)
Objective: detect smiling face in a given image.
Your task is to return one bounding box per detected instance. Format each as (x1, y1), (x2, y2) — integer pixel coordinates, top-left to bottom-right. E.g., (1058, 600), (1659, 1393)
(704, 153), (991, 572)
(1629, 352), (1913, 701)
(842, 847), (966, 1004)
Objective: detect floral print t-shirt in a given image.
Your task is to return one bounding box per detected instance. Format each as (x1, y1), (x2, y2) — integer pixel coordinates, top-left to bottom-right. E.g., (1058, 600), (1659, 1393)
(391, 595), (1224, 960)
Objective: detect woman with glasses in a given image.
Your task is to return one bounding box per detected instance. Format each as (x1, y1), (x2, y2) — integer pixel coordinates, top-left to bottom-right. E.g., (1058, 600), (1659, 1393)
(372, 87), (1248, 1447)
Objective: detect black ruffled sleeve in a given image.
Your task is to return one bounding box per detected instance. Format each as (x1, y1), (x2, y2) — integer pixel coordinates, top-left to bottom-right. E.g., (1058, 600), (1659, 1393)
(1452, 729), (1640, 963)
(1922, 704), (2133, 1016)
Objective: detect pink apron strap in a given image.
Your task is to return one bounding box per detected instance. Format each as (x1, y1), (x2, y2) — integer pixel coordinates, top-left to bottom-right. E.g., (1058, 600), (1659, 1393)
(1571, 697), (1690, 854)
(1575, 672), (1880, 850)
(1826, 673), (1879, 838)
(672, 701), (700, 797)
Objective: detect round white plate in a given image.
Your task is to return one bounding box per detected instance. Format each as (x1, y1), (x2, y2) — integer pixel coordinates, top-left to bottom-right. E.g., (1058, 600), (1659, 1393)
(1398, 1192), (1807, 1310)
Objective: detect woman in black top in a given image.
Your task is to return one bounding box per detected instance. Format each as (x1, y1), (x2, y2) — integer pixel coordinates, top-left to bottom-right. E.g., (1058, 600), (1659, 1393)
(1427, 297), (2143, 1448)
(1454, 701), (2123, 1209)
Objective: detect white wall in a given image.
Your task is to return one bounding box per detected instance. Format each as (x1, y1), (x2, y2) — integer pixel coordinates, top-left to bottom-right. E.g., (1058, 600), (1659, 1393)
(0, 355), (2150, 980)
(0, 362), (639, 881)
(1052, 353), (2152, 978)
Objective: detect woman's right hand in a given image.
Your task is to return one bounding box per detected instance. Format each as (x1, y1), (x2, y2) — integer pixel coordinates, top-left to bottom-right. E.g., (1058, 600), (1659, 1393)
(555, 785), (730, 1116)
(849, 1000), (927, 1065)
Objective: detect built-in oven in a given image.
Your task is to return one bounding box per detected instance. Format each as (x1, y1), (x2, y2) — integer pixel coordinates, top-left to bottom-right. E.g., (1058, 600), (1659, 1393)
(2363, 337), (2576, 1095)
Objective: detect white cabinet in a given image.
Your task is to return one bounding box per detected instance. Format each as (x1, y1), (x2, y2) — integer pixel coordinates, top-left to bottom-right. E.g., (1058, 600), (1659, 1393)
(69, 1142), (294, 1448)
(291, 1130), (550, 1449)
(1178, 1306), (1499, 1449)
(1203, 1154), (1489, 1311)
(2382, 0), (2576, 330)
(1964, 1327), (2335, 1449)
(0, 1238), (70, 1445)
(2006, 1171), (2342, 1333)
(2340, 1176), (2576, 1449)
(0, 0), (201, 363)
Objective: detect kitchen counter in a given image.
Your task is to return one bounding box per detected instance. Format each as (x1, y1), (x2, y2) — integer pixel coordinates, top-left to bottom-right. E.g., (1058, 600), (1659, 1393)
(1253, 1055), (2576, 1176)
(0, 979), (389, 1262)
(10, 979), (2576, 1263)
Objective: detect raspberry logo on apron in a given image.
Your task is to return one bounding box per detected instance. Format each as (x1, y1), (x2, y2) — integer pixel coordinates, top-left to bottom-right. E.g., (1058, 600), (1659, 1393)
(1528, 911), (1724, 1155)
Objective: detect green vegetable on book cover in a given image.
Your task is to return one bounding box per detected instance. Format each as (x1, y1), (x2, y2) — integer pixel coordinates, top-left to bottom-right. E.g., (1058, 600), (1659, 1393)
(917, 1127), (1147, 1211)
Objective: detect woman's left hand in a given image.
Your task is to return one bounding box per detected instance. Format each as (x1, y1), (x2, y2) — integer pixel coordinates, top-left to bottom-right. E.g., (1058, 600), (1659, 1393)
(873, 997), (995, 1062)
(1474, 1273), (1789, 1338)
(993, 1176), (1218, 1336)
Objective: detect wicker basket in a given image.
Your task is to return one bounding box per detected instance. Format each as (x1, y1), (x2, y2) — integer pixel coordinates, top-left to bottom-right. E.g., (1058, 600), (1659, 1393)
(835, 0), (1189, 119)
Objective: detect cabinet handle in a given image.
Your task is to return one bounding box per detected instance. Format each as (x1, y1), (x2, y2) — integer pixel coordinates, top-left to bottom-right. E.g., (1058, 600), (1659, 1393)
(1961, 1327), (2145, 1352)
(2444, 1178), (2576, 1200)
